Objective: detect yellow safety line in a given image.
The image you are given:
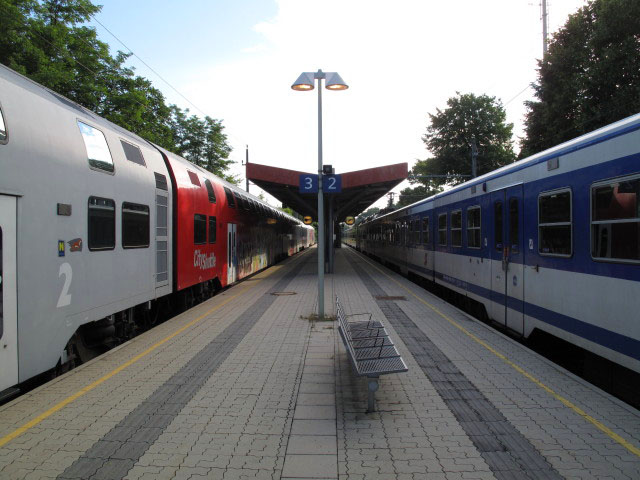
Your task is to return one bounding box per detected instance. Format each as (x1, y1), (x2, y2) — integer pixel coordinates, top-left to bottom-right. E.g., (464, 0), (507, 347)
(354, 250), (640, 458)
(0, 260), (289, 448)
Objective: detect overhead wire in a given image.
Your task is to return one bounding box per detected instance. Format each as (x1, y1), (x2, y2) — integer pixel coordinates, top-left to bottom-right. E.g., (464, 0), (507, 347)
(79, 4), (250, 150)
(78, 4), (209, 119)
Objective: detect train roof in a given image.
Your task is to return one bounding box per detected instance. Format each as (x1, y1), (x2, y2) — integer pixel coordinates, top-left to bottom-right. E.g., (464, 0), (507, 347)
(0, 64), (152, 149)
(365, 112), (640, 224)
(155, 145), (307, 226)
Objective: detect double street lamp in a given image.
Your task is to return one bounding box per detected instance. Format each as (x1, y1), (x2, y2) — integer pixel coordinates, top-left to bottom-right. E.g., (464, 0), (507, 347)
(291, 70), (348, 319)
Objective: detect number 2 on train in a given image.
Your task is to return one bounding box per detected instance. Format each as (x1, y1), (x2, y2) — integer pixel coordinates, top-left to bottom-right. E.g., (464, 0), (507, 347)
(57, 262), (72, 308)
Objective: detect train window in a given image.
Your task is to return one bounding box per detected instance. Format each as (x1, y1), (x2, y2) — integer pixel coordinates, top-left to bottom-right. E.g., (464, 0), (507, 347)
(591, 175), (640, 262)
(188, 170), (201, 187)
(224, 187), (236, 208)
(509, 198), (519, 253)
(438, 214), (447, 246)
(467, 206), (481, 248)
(88, 196), (115, 251)
(194, 214), (207, 244)
(120, 140), (145, 166)
(204, 179), (216, 203)
(494, 201), (503, 250)
(154, 172), (168, 191)
(0, 105), (7, 143)
(209, 216), (217, 244)
(122, 202), (150, 249)
(538, 189), (572, 256)
(78, 121), (114, 173)
(451, 210), (462, 247)
(422, 217), (430, 244)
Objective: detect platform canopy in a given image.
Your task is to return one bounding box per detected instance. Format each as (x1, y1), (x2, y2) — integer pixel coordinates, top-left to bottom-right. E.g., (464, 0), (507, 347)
(246, 162), (408, 222)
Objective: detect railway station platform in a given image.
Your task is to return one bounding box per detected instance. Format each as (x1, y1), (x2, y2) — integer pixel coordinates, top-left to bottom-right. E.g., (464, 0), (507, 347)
(0, 247), (639, 480)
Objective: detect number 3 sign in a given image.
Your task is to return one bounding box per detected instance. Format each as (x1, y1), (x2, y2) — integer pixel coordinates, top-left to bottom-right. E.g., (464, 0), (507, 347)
(299, 174), (318, 193)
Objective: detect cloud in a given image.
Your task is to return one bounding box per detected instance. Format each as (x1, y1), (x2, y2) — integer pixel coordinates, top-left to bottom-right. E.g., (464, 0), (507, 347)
(175, 0), (586, 207)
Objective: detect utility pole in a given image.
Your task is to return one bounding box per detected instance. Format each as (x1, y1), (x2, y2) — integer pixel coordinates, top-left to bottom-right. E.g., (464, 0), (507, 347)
(542, 0), (549, 55)
(387, 192), (395, 207)
(245, 145), (249, 192)
(470, 136), (478, 178)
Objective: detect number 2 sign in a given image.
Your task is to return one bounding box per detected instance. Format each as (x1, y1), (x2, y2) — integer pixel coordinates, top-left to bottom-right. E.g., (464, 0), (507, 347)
(323, 174), (342, 193)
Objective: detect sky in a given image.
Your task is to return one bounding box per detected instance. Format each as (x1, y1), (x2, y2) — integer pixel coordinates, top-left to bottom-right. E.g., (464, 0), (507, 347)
(89, 0), (587, 210)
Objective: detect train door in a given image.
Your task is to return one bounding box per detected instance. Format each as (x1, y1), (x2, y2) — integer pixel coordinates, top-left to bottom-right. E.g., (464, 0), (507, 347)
(489, 186), (524, 332)
(0, 195), (18, 393)
(505, 185), (524, 334)
(227, 223), (237, 284)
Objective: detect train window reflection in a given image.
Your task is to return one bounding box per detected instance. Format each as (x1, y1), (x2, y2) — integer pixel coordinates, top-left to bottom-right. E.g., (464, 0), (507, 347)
(422, 217), (430, 245)
(467, 206), (481, 248)
(205, 180), (216, 203)
(122, 202), (149, 249)
(494, 201), (503, 250)
(0, 106), (7, 143)
(538, 189), (572, 256)
(438, 214), (447, 246)
(194, 214), (207, 244)
(209, 216), (217, 244)
(224, 187), (235, 208)
(88, 196), (115, 250)
(78, 121), (114, 173)
(509, 198), (519, 253)
(120, 140), (145, 167)
(591, 175), (640, 262)
(451, 210), (462, 247)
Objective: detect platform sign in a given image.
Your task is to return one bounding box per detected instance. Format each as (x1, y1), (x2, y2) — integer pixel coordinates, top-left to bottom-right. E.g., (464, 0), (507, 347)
(323, 174), (342, 193)
(303, 216), (313, 225)
(299, 174), (318, 193)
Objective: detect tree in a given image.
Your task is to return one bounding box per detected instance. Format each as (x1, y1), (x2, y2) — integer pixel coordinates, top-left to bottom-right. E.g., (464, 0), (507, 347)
(396, 185), (439, 208)
(521, 0), (640, 157)
(355, 207), (380, 225)
(414, 93), (515, 189)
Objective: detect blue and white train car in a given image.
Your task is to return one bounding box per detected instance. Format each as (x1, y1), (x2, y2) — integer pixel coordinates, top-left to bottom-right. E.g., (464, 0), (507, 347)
(354, 114), (640, 374)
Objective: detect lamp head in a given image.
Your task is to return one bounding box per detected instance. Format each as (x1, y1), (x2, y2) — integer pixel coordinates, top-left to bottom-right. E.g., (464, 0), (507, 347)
(291, 72), (315, 91)
(325, 72), (348, 90)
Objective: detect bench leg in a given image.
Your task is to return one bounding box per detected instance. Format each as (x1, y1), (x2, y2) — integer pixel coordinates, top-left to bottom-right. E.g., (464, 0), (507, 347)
(367, 377), (379, 413)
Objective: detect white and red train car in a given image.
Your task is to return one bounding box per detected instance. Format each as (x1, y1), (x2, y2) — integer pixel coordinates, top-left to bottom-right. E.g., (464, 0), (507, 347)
(0, 64), (314, 398)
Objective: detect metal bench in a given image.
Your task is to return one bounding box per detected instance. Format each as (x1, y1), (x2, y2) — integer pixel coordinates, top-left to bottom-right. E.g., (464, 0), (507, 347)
(336, 297), (408, 412)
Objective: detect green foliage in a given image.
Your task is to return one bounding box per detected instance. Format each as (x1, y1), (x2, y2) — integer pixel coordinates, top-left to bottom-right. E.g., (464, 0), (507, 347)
(521, 0), (640, 157)
(355, 206), (381, 225)
(396, 185), (440, 207)
(415, 93), (515, 188)
(0, 0), (234, 178)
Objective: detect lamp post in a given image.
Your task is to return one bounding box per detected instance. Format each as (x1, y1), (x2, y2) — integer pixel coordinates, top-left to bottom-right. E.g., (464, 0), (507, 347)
(291, 69), (348, 319)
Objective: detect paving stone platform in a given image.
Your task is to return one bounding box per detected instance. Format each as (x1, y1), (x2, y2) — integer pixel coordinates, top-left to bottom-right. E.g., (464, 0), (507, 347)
(0, 246), (639, 479)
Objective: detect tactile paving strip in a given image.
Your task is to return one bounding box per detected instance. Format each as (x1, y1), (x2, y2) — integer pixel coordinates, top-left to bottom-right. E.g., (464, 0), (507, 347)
(57, 258), (308, 480)
(349, 258), (563, 480)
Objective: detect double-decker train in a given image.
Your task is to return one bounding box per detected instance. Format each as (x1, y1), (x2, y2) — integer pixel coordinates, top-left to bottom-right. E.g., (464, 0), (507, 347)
(0, 64), (314, 397)
(346, 114), (640, 379)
